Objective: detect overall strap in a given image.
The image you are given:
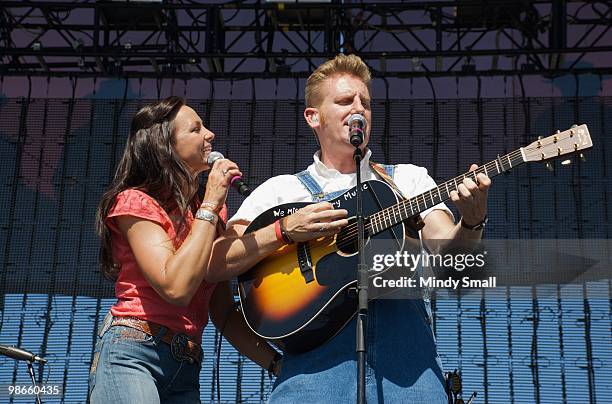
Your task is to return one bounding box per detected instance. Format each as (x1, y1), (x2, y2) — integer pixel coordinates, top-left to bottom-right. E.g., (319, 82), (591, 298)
(294, 170), (325, 202)
(382, 163), (395, 178)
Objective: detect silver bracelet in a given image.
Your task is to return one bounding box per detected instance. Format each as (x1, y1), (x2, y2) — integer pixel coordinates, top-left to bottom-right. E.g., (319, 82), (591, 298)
(195, 208), (218, 224)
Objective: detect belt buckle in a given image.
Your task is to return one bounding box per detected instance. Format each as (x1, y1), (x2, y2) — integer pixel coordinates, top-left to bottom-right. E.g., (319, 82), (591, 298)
(171, 333), (194, 364)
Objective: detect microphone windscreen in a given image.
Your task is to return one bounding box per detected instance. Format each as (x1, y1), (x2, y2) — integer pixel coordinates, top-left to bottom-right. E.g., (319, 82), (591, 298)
(207, 151), (225, 166)
(348, 114), (367, 129)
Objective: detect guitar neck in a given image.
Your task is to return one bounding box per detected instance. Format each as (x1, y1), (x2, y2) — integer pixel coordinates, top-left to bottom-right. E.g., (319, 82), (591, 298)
(367, 148), (525, 234)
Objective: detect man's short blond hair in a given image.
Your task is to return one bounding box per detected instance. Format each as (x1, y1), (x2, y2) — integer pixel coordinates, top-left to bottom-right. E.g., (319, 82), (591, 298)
(305, 54), (371, 108)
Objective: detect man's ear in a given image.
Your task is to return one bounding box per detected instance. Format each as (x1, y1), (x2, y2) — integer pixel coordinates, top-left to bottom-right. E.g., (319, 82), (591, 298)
(304, 107), (320, 128)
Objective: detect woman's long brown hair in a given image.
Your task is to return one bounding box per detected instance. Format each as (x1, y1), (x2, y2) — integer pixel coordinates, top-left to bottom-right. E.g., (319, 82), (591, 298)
(95, 96), (199, 280)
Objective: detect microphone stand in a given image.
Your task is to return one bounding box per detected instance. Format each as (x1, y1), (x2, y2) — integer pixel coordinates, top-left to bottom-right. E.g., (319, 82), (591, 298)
(26, 361), (43, 404)
(0, 345), (45, 404)
(352, 143), (368, 404)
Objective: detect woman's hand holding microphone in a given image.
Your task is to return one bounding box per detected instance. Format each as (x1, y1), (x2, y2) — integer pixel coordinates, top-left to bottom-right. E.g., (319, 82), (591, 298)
(199, 157), (241, 220)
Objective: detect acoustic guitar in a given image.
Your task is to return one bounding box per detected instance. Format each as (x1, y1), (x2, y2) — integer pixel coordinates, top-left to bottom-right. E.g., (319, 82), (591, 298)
(238, 125), (593, 353)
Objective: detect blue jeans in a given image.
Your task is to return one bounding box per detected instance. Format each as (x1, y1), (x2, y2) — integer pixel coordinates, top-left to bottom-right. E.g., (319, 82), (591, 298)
(88, 314), (201, 404)
(269, 299), (448, 403)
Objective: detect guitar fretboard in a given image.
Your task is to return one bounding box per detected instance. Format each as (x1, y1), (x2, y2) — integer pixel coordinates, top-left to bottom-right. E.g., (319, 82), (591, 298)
(367, 149), (524, 235)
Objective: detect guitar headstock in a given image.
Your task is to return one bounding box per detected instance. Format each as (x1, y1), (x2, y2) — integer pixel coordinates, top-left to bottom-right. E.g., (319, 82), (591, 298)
(522, 124), (592, 163)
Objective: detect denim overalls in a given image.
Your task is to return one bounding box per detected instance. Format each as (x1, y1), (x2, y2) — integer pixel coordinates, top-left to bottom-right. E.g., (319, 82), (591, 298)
(268, 168), (448, 403)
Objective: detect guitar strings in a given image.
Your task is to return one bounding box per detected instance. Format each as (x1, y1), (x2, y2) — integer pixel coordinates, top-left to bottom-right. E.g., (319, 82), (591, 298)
(333, 149), (524, 249)
(335, 161), (495, 246)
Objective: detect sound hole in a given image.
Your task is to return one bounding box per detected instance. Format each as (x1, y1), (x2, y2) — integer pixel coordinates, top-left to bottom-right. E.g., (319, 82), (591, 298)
(336, 216), (370, 255)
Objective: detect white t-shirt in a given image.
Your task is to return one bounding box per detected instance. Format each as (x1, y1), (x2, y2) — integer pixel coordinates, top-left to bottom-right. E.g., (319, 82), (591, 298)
(229, 149), (453, 226)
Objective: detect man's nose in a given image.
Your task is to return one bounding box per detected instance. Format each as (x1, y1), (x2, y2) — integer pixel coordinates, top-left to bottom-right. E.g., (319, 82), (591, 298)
(351, 98), (365, 115)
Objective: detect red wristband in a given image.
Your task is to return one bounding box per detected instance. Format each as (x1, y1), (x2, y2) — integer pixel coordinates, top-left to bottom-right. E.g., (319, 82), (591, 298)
(274, 220), (284, 243)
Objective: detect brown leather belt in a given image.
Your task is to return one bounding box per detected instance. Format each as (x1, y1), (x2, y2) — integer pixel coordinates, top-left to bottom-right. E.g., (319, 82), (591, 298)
(111, 316), (202, 365)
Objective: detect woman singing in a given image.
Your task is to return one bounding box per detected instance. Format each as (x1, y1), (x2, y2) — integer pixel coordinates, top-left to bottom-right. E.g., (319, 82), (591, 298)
(89, 97), (280, 403)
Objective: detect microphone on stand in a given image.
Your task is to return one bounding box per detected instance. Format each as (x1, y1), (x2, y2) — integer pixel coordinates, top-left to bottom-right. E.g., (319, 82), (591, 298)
(207, 151), (252, 196)
(0, 344), (47, 364)
(348, 114), (367, 147)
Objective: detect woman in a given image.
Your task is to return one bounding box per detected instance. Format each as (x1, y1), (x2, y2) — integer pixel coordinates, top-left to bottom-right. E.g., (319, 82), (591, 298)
(89, 97), (280, 403)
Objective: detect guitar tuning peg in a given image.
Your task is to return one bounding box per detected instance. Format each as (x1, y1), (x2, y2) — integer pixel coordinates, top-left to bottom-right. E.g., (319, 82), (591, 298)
(580, 153), (586, 162)
(555, 130), (560, 134)
(571, 124), (577, 128)
(538, 135), (543, 140)
(545, 161), (554, 172)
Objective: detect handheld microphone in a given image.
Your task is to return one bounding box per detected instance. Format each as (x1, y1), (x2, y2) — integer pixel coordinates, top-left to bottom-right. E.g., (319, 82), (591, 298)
(0, 344), (47, 364)
(348, 114), (367, 147)
(207, 151), (252, 196)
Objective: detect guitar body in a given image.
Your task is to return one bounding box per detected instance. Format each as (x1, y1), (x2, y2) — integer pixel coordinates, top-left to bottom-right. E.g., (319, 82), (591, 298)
(238, 180), (411, 353)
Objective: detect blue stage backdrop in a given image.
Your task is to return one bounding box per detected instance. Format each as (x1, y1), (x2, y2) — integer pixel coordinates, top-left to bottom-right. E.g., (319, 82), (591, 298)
(0, 96), (610, 403)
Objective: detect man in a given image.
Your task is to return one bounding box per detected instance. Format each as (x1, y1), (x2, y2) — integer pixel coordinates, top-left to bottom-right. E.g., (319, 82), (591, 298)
(208, 54), (490, 402)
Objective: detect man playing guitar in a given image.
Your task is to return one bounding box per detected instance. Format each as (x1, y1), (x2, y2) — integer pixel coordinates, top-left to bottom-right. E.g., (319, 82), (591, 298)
(208, 54), (490, 403)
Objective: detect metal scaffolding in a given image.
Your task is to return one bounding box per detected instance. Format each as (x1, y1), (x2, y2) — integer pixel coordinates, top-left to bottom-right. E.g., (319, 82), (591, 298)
(1, 0), (611, 80)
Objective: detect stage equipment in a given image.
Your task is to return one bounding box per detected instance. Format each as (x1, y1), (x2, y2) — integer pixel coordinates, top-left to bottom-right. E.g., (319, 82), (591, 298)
(1, 1), (610, 79)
